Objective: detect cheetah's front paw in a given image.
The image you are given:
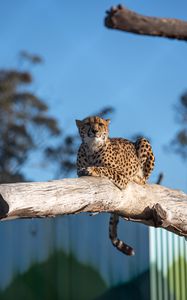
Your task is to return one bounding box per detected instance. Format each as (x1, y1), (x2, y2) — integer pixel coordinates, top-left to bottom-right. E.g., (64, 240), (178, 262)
(78, 167), (99, 177)
(77, 168), (88, 177)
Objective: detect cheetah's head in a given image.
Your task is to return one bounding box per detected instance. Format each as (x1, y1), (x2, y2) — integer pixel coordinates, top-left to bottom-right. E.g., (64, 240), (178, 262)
(76, 116), (110, 147)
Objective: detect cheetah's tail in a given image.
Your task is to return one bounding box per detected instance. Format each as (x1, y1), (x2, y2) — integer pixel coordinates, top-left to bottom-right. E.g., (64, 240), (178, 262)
(109, 213), (135, 256)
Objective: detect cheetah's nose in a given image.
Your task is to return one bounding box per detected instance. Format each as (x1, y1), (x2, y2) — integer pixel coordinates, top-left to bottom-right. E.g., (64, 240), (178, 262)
(92, 129), (98, 134)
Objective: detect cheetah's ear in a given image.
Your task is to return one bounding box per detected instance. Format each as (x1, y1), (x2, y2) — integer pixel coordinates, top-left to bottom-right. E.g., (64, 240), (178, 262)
(106, 119), (110, 125)
(76, 119), (83, 128)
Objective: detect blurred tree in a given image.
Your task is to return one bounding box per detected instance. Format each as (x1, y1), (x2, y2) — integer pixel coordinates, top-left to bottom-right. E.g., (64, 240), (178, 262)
(19, 50), (43, 65)
(0, 51), (114, 182)
(0, 52), (60, 183)
(171, 91), (187, 159)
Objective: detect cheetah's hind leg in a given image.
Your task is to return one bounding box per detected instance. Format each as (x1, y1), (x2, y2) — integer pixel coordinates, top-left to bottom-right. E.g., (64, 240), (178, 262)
(135, 138), (155, 181)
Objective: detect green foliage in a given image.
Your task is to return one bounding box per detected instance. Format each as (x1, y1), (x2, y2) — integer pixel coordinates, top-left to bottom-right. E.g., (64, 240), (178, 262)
(0, 249), (151, 300)
(0, 250), (107, 300)
(167, 256), (187, 300)
(150, 257), (187, 300)
(97, 270), (150, 300)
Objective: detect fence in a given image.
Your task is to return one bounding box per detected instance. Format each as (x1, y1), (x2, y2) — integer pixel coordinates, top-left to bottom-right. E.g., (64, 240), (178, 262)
(150, 227), (187, 300)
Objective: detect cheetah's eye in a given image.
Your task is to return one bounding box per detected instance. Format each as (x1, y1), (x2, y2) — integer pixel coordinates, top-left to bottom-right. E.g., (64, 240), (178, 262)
(99, 123), (104, 126)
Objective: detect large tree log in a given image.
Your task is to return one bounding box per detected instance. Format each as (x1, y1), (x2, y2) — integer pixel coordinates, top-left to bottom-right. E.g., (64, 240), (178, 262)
(0, 177), (187, 238)
(105, 4), (187, 41)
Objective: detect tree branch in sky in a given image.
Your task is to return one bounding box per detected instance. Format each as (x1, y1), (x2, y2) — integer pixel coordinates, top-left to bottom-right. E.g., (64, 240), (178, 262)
(105, 4), (187, 41)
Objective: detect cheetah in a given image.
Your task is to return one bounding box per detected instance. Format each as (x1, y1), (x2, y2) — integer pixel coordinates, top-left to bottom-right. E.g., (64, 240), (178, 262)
(76, 116), (155, 255)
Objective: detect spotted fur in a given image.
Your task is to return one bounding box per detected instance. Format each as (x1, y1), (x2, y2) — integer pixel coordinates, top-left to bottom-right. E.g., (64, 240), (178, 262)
(76, 116), (155, 255)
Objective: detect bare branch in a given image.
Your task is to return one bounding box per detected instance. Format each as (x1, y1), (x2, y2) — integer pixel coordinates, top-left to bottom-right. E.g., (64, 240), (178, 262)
(0, 177), (187, 239)
(156, 172), (164, 185)
(105, 4), (187, 41)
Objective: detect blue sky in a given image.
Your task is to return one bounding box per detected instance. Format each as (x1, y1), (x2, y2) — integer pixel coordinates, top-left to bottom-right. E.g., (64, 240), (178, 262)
(0, 0), (187, 190)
